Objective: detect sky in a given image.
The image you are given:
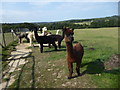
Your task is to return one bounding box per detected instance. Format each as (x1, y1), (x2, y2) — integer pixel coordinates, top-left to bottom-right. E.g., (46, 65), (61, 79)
(1, 0), (119, 23)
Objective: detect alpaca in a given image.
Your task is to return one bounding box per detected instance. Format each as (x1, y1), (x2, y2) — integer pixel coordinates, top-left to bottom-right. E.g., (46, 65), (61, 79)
(33, 27), (57, 53)
(48, 29), (65, 49)
(27, 28), (46, 46)
(26, 28), (49, 46)
(40, 27), (48, 36)
(27, 31), (35, 46)
(11, 29), (29, 44)
(21, 27), (50, 46)
(56, 29), (60, 35)
(48, 34), (63, 49)
(38, 28), (42, 33)
(37, 27), (50, 36)
(17, 27), (48, 46)
(63, 27), (84, 79)
(42, 27), (47, 31)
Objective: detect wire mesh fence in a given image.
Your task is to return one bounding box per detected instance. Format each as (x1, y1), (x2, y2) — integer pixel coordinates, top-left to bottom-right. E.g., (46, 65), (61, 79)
(0, 30), (18, 48)
(1, 28), (30, 48)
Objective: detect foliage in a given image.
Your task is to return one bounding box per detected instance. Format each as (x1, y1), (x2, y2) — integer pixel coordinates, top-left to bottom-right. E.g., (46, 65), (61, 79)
(2, 15), (119, 32)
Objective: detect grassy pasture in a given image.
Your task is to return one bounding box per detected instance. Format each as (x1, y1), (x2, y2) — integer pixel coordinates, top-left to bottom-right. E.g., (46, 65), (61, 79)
(2, 27), (119, 88)
(2, 32), (17, 46)
(1, 32), (18, 64)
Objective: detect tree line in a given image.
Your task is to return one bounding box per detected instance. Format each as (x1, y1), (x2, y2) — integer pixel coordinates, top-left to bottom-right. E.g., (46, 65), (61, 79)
(2, 15), (120, 33)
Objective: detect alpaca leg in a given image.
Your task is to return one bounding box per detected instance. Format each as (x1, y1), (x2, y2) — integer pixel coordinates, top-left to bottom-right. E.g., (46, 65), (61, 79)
(21, 38), (23, 43)
(26, 37), (29, 43)
(58, 41), (61, 49)
(19, 38), (22, 43)
(48, 43), (51, 48)
(19, 38), (20, 44)
(76, 63), (81, 76)
(29, 38), (32, 46)
(40, 44), (43, 53)
(52, 42), (57, 51)
(68, 62), (73, 79)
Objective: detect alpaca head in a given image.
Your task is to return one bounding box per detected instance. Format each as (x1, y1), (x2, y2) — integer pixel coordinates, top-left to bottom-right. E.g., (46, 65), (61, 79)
(33, 27), (38, 31)
(63, 27), (74, 43)
(42, 27), (47, 31)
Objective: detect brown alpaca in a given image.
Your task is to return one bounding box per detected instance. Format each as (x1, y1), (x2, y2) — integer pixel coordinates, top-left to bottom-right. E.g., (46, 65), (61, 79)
(63, 27), (84, 79)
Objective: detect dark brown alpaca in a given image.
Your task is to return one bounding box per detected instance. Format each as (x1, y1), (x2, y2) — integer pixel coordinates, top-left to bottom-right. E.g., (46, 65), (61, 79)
(63, 27), (84, 79)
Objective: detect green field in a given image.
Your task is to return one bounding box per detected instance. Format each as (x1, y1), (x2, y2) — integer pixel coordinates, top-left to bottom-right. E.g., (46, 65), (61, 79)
(1, 32), (17, 47)
(74, 21), (91, 25)
(2, 27), (119, 88)
(1, 32), (18, 62)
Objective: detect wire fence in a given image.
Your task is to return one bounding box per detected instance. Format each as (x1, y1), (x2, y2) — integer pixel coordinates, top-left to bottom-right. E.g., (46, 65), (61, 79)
(0, 29), (18, 48)
(0, 28), (30, 48)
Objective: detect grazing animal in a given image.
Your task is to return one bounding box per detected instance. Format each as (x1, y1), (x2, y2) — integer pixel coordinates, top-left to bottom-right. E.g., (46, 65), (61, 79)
(27, 31), (35, 46)
(63, 27), (84, 79)
(42, 27), (47, 31)
(38, 28), (42, 33)
(56, 29), (60, 35)
(37, 27), (51, 36)
(12, 27), (49, 46)
(11, 29), (29, 44)
(48, 29), (65, 49)
(33, 27), (57, 53)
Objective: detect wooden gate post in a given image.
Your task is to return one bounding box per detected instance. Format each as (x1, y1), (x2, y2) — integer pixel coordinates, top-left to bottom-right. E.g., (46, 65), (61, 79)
(1, 28), (6, 47)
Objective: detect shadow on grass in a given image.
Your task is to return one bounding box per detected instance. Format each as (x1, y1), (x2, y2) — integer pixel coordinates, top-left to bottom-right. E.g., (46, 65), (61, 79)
(81, 59), (120, 75)
(15, 55), (35, 89)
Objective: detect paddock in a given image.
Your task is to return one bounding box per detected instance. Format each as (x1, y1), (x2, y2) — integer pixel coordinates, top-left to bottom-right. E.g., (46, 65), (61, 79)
(1, 27), (119, 88)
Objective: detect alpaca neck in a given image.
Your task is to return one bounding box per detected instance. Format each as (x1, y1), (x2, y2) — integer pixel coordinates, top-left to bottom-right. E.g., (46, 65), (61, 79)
(61, 30), (65, 39)
(42, 30), (45, 35)
(34, 30), (39, 40)
(12, 30), (18, 36)
(66, 42), (74, 58)
(56, 30), (59, 35)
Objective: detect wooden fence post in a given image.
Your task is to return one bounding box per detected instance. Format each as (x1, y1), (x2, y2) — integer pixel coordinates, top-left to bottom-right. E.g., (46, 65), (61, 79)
(0, 42), (4, 48)
(1, 29), (6, 47)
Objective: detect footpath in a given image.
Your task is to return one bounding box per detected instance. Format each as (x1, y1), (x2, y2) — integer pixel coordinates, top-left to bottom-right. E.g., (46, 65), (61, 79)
(0, 43), (32, 89)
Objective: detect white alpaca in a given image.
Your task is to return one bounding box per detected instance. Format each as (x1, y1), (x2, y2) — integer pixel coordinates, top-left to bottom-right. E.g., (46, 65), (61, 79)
(42, 27), (47, 31)
(27, 31), (35, 46)
(40, 27), (48, 36)
(56, 29), (60, 35)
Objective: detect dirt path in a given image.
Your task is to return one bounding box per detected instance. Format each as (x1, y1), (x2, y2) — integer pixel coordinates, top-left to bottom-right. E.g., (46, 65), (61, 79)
(1, 43), (32, 89)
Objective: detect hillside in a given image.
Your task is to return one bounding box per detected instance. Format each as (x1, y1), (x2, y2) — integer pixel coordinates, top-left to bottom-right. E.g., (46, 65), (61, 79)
(2, 15), (120, 32)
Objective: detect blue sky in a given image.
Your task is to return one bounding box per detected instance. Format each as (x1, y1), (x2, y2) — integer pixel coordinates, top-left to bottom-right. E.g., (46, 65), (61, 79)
(1, 1), (118, 23)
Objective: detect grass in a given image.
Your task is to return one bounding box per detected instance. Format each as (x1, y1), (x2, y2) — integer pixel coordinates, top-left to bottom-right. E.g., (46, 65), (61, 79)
(2, 40), (18, 71)
(74, 21), (91, 25)
(2, 27), (119, 88)
(2, 33), (17, 46)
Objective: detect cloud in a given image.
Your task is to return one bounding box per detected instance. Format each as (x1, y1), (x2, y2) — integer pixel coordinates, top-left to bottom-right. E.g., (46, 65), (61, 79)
(2, 9), (29, 23)
(1, 2), (118, 23)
